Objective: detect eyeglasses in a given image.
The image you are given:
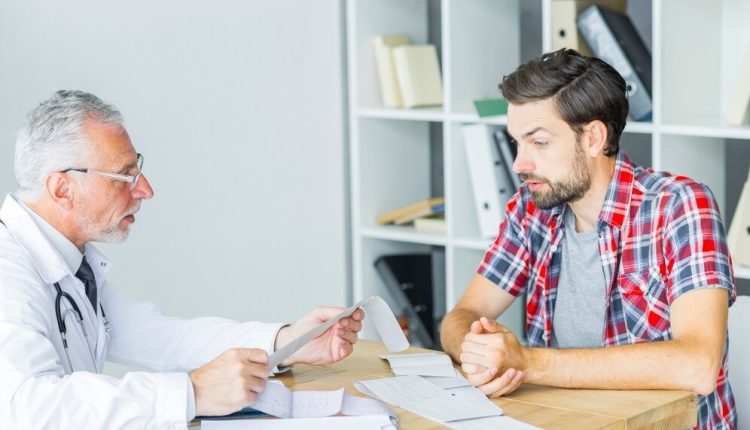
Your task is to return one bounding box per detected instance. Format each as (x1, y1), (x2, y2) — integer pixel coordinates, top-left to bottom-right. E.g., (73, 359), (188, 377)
(62, 153), (144, 189)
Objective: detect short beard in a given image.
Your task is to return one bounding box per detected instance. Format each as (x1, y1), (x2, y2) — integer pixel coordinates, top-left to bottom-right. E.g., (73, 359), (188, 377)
(76, 212), (130, 244)
(75, 199), (138, 245)
(521, 142), (591, 210)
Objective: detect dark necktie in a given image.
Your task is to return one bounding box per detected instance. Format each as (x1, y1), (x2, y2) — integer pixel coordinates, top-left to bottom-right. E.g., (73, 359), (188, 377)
(76, 256), (97, 314)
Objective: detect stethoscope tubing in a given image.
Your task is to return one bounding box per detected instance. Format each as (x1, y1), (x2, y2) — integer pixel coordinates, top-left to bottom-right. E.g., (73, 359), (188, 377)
(1, 217), (106, 371)
(54, 282), (100, 371)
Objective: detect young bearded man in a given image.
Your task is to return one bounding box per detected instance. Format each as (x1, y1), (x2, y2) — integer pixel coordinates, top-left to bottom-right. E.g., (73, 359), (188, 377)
(441, 49), (736, 429)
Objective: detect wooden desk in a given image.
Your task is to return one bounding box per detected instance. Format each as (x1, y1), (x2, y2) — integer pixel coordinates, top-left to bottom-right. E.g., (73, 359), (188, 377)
(275, 340), (698, 430)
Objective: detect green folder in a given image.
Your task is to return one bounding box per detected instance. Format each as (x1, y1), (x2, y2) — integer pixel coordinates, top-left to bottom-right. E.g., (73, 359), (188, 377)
(473, 98), (509, 117)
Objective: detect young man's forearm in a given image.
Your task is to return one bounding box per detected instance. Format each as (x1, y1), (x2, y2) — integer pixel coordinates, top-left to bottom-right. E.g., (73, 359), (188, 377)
(522, 288), (727, 396)
(523, 338), (722, 395)
(440, 308), (481, 362)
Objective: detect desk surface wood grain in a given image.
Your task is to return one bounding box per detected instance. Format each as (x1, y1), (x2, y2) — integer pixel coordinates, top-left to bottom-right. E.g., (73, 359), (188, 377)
(276, 340), (698, 430)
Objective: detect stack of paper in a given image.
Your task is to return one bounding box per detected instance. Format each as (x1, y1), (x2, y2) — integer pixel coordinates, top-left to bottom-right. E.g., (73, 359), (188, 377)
(376, 197), (445, 226)
(201, 381), (397, 429)
(354, 372), (535, 430)
(381, 352), (459, 378)
(202, 415), (395, 430)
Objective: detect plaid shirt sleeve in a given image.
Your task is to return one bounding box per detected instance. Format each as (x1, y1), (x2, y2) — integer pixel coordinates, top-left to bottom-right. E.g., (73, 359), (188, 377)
(662, 179), (736, 305)
(478, 191), (531, 297)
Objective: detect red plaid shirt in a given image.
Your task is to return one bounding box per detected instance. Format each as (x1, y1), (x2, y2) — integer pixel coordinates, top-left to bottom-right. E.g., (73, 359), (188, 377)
(478, 151), (737, 429)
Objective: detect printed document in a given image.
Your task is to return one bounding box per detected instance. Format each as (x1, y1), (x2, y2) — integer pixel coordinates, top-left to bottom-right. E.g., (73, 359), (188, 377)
(355, 375), (502, 423)
(249, 380), (395, 419)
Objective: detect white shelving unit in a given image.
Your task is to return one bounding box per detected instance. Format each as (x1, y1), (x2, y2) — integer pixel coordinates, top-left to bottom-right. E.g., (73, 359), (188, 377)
(346, 0), (750, 341)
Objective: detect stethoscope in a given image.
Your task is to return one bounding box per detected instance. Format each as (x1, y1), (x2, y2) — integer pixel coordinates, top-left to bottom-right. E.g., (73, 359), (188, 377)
(53, 281), (110, 372)
(1, 217), (111, 372)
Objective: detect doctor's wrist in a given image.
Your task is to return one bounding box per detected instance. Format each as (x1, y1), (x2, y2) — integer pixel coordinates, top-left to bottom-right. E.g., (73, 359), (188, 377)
(273, 324), (295, 365)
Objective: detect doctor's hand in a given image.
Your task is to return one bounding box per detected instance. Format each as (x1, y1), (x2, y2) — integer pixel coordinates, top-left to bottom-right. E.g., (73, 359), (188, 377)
(190, 348), (269, 417)
(460, 317), (526, 397)
(276, 306), (364, 367)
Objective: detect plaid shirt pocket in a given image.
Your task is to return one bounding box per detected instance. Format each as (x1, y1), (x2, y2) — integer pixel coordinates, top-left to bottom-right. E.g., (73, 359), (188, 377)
(616, 268), (671, 343)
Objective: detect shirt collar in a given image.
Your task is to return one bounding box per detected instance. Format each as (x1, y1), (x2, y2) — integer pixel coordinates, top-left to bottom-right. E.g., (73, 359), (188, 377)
(0, 193), (111, 284)
(21, 200), (83, 274)
(597, 151), (635, 230)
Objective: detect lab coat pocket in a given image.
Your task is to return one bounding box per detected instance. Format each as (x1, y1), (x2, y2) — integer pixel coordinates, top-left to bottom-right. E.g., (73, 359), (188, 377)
(616, 268), (671, 343)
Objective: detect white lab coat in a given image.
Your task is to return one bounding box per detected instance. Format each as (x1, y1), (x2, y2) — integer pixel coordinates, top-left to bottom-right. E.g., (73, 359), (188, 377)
(0, 194), (285, 429)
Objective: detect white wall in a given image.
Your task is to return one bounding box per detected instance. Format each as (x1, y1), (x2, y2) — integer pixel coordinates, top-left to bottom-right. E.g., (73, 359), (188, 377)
(0, 2), (349, 325)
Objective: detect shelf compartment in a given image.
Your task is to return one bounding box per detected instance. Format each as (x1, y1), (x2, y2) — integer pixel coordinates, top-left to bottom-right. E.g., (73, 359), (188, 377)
(659, 0), (750, 125)
(659, 134), (726, 217)
(446, 0), (520, 116)
(356, 238), (441, 341)
(357, 117), (442, 229)
(350, 0), (432, 110)
(360, 225), (447, 246)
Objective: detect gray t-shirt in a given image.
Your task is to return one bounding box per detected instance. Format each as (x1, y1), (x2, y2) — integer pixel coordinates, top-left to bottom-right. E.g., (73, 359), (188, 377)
(551, 208), (607, 348)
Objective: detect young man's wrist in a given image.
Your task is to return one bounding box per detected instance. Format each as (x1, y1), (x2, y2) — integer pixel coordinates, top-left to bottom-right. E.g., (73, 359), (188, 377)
(521, 347), (544, 383)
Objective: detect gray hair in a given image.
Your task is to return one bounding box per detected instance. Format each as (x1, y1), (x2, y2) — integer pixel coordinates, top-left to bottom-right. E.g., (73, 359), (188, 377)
(15, 90), (124, 201)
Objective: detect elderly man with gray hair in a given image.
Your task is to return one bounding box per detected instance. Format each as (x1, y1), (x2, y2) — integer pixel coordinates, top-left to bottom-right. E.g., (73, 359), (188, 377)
(0, 90), (364, 429)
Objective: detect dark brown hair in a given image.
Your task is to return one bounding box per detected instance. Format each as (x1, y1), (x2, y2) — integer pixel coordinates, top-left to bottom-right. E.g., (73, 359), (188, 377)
(500, 49), (628, 156)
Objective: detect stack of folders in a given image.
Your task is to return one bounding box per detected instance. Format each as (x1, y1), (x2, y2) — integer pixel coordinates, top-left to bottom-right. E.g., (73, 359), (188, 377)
(462, 124), (519, 238)
(377, 197), (445, 233)
(550, 0), (627, 56)
(373, 35), (443, 108)
(577, 4), (653, 122)
(373, 251), (446, 349)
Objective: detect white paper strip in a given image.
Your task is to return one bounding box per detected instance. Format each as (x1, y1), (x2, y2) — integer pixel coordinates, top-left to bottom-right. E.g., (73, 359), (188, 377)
(251, 380), (395, 420)
(269, 296), (408, 369)
(380, 352), (457, 377)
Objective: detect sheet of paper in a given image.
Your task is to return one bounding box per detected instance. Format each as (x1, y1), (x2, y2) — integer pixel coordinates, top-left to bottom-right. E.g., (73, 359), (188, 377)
(423, 374), (470, 389)
(340, 390), (397, 418)
(290, 389), (344, 418)
(445, 385), (504, 416)
(354, 375), (502, 423)
(250, 380), (395, 420)
(251, 381), (293, 418)
(202, 414), (396, 430)
(380, 352), (457, 377)
(269, 296), (408, 369)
